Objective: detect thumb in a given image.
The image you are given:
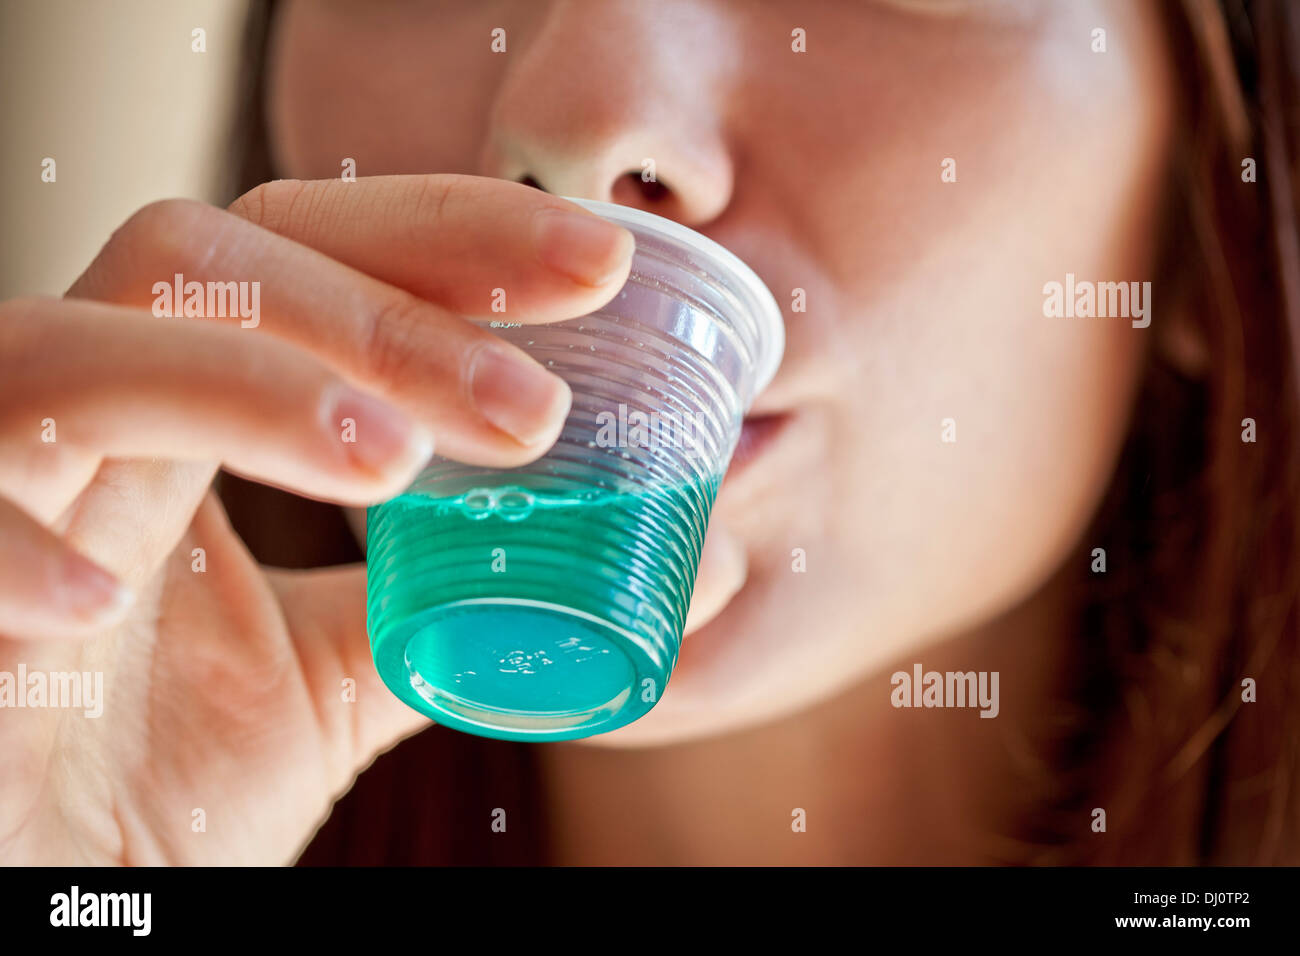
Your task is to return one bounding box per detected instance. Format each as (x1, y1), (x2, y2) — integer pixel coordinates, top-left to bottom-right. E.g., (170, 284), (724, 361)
(267, 563), (430, 792)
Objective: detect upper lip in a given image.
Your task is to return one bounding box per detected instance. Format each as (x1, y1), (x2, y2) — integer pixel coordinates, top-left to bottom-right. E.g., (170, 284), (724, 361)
(745, 375), (794, 417)
(745, 388), (786, 413)
(728, 410), (792, 475)
(743, 395), (793, 423)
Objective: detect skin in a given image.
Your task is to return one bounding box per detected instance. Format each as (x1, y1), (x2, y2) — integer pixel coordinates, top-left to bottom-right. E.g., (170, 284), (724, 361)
(0, 0), (1175, 863)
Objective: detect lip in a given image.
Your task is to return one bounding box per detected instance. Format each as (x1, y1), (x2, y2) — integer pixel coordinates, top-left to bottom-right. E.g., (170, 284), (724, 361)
(726, 411), (793, 480)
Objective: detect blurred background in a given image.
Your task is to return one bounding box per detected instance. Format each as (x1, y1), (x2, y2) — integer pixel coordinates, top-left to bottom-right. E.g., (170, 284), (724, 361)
(0, 0), (248, 298)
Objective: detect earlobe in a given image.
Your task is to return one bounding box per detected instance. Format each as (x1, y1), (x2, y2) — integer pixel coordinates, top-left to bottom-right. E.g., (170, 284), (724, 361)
(1153, 307), (1211, 380)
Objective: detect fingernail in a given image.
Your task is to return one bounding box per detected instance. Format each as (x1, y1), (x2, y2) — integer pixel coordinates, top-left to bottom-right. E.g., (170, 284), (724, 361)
(532, 208), (634, 287)
(470, 345), (571, 446)
(329, 386), (434, 476)
(61, 553), (133, 622)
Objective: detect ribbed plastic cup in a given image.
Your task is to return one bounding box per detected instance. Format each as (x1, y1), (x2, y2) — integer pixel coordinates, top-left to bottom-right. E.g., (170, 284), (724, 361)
(366, 198), (783, 741)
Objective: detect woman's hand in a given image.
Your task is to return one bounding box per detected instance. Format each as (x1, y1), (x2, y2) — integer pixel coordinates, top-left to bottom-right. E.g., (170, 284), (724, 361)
(0, 175), (634, 864)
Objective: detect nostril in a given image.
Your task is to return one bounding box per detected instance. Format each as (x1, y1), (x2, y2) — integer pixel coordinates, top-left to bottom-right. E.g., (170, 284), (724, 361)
(609, 171), (683, 219)
(519, 170), (678, 215)
(618, 170), (669, 203)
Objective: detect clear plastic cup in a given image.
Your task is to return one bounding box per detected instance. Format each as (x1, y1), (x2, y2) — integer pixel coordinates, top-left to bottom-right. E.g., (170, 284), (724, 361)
(366, 198), (783, 741)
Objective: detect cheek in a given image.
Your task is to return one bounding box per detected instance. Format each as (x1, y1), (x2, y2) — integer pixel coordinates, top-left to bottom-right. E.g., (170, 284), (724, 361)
(859, 296), (1147, 638)
(834, 184), (1162, 657)
(781, 4), (1173, 651)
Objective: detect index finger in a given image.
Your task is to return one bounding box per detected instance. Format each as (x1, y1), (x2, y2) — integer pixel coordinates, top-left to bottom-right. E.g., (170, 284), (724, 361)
(68, 179), (627, 464)
(229, 174), (635, 322)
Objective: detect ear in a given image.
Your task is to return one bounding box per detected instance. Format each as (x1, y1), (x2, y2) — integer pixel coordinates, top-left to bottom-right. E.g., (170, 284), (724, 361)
(1154, 304), (1210, 379)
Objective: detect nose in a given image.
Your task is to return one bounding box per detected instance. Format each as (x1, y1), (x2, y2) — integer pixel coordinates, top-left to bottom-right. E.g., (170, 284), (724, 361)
(478, 1), (737, 227)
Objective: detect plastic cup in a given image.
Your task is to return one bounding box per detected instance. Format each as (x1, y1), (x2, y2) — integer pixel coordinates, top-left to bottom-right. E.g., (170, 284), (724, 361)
(366, 198), (783, 741)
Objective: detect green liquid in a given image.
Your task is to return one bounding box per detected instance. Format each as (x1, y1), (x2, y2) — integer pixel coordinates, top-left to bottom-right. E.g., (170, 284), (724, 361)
(366, 474), (720, 740)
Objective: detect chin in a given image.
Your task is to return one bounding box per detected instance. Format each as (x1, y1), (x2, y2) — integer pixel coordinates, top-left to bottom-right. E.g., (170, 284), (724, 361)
(574, 580), (795, 749)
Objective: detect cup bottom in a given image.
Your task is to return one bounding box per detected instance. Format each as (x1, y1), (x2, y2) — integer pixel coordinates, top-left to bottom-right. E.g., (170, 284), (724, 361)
(377, 598), (660, 741)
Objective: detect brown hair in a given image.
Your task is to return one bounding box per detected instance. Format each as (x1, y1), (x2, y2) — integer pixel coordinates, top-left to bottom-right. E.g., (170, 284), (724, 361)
(1020, 0), (1300, 864)
(228, 0), (1300, 864)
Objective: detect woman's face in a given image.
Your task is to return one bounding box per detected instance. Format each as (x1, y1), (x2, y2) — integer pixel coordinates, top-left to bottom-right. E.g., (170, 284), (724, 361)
(268, 0), (1174, 745)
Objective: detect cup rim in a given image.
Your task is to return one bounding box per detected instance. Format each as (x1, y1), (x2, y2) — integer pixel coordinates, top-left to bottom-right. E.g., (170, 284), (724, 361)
(563, 197), (785, 406)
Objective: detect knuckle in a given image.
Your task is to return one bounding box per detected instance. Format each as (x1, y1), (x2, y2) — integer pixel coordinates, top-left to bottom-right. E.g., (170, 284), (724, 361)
(98, 198), (212, 279)
(356, 292), (429, 389)
(227, 181), (271, 225)
(409, 175), (457, 230)
(119, 197), (209, 242)
(64, 197), (222, 303)
(0, 296), (57, 354)
(228, 178), (311, 233)
(0, 294), (55, 325)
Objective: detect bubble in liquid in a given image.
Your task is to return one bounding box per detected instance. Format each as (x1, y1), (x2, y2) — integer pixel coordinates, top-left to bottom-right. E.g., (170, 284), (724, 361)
(463, 489), (494, 519)
(496, 489), (535, 522)
(497, 648), (553, 675)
